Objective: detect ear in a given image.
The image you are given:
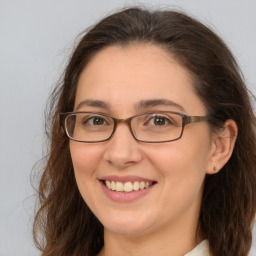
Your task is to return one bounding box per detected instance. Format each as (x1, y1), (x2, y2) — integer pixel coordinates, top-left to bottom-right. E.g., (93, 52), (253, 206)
(206, 119), (238, 174)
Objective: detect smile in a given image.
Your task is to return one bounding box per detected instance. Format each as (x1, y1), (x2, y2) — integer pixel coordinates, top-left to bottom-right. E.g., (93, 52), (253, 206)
(104, 180), (154, 192)
(99, 176), (157, 202)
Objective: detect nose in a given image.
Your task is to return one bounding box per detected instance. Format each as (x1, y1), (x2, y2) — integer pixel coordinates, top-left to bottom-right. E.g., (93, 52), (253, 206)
(103, 122), (143, 169)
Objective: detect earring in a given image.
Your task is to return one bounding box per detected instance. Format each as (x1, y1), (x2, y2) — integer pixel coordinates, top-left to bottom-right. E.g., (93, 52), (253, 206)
(213, 166), (217, 172)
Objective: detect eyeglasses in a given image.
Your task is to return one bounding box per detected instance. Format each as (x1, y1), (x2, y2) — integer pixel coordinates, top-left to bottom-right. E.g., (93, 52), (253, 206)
(59, 111), (209, 143)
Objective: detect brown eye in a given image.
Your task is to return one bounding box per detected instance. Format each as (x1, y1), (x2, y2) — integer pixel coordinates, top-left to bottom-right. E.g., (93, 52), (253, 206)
(83, 116), (107, 126)
(153, 116), (168, 126)
(92, 117), (105, 125)
(146, 115), (173, 126)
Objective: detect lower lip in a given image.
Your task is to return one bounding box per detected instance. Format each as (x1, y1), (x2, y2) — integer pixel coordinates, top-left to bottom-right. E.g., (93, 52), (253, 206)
(100, 182), (155, 202)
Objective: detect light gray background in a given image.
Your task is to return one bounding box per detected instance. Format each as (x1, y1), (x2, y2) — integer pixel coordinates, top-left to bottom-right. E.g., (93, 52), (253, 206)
(0, 1), (255, 255)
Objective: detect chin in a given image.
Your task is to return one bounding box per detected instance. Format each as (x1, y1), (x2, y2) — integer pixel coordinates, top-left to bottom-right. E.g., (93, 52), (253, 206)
(105, 223), (149, 237)
(99, 211), (154, 236)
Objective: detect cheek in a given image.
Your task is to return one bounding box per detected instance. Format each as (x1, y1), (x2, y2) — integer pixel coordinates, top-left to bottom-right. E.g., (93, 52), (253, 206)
(69, 142), (106, 209)
(152, 139), (210, 214)
(148, 137), (210, 175)
(175, 126), (212, 173)
(146, 129), (212, 196)
(69, 142), (105, 199)
(69, 142), (104, 174)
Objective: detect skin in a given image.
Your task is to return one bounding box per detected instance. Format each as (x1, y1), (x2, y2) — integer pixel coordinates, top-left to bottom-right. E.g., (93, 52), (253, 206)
(69, 44), (237, 256)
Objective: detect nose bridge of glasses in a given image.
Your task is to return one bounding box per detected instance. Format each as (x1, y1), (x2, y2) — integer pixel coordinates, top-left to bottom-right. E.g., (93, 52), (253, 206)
(112, 117), (135, 137)
(114, 117), (132, 128)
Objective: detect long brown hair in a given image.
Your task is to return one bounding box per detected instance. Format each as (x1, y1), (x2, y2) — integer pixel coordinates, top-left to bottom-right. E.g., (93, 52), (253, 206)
(33, 7), (256, 256)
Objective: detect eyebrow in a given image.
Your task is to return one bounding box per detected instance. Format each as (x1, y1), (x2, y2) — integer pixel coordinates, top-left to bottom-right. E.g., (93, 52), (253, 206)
(75, 99), (110, 111)
(75, 98), (185, 112)
(135, 99), (185, 112)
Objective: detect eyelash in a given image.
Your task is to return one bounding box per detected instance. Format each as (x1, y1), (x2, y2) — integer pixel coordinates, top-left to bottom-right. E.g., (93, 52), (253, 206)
(83, 116), (109, 125)
(144, 115), (174, 126)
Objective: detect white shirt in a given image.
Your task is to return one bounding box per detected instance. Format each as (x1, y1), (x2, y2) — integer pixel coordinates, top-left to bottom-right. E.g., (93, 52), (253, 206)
(185, 240), (210, 256)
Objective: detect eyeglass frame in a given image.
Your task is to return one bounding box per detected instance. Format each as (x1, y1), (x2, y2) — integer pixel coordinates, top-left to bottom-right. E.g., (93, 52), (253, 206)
(59, 111), (210, 143)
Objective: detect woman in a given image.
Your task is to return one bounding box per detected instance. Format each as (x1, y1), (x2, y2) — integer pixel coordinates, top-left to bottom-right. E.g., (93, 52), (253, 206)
(33, 7), (256, 256)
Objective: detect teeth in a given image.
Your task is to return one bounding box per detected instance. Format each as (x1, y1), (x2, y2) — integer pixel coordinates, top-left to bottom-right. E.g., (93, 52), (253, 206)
(111, 181), (116, 190)
(104, 180), (153, 192)
(133, 181), (140, 191)
(115, 182), (123, 192)
(139, 181), (145, 189)
(124, 182), (133, 192)
(106, 180), (111, 189)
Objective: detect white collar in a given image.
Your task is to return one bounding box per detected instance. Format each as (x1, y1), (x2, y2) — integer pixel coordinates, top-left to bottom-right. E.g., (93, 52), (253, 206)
(184, 240), (210, 256)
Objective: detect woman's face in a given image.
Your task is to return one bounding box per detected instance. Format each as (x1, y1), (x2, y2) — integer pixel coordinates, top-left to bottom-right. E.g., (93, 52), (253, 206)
(70, 44), (215, 238)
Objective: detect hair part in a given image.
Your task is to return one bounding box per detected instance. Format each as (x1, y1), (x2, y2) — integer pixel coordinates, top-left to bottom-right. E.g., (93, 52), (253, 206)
(33, 7), (256, 256)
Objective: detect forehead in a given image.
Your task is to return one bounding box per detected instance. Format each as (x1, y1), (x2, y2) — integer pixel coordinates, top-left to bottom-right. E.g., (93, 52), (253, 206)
(75, 44), (206, 115)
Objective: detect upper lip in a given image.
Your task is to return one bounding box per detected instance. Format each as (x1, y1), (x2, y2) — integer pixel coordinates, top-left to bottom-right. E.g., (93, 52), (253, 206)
(99, 175), (156, 183)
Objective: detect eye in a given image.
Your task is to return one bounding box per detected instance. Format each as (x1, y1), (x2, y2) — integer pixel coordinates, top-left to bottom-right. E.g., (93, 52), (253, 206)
(146, 115), (174, 126)
(83, 116), (108, 126)
(152, 116), (169, 126)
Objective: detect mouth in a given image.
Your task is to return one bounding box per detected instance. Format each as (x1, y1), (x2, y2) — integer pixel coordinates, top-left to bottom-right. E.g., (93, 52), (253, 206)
(101, 180), (156, 192)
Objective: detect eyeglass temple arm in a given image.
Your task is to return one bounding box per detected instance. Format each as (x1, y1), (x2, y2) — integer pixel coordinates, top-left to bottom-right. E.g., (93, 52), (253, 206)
(185, 115), (209, 124)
